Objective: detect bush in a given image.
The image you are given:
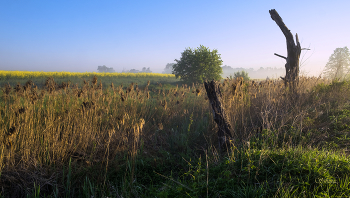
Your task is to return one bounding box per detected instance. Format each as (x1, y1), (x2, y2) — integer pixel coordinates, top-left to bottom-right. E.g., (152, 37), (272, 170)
(233, 71), (250, 81)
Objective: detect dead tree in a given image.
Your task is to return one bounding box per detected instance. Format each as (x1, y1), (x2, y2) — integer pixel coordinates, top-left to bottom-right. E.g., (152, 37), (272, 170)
(269, 9), (309, 91)
(204, 80), (233, 151)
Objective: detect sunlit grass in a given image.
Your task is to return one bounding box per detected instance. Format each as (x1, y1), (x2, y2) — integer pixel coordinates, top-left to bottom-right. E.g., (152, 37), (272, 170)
(1, 74), (349, 197)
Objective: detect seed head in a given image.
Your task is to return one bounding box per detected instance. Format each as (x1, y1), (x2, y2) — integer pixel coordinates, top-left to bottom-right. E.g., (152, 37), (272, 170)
(15, 107), (26, 117)
(161, 100), (167, 110)
(92, 75), (98, 85)
(2, 83), (11, 95)
(157, 123), (164, 130)
(15, 82), (22, 93)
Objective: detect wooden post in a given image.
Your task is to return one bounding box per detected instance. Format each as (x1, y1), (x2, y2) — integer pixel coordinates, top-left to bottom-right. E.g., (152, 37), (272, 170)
(269, 9), (309, 91)
(204, 80), (233, 151)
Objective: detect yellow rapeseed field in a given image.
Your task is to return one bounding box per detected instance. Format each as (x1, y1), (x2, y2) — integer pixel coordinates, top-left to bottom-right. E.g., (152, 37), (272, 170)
(0, 70), (175, 79)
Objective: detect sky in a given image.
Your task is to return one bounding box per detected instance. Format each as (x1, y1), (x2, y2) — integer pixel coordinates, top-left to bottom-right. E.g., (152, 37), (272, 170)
(0, 0), (349, 76)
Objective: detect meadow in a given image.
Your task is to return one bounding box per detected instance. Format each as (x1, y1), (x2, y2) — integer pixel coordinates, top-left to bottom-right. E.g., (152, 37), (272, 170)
(0, 70), (178, 89)
(0, 71), (350, 197)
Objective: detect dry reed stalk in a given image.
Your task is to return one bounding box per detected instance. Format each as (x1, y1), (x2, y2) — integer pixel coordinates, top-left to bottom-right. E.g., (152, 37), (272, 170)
(0, 74), (340, 196)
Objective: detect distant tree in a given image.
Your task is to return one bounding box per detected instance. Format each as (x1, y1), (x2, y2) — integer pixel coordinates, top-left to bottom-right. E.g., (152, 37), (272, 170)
(97, 65), (107, 72)
(97, 65), (115, 73)
(233, 71), (250, 81)
(247, 68), (254, 73)
(323, 47), (350, 80)
(107, 68), (115, 72)
(129, 69), (140, 73)
(222, 65), (233, 70)
(142, 67), (152, 73)
(163, 63), (175, 74)
(173, 45), (223, 84)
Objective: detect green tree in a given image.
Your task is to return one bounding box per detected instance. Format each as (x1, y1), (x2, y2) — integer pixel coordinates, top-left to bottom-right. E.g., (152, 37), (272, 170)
(172, 45), (223, 84)
(233, 71), (250, 81)
(323, 47), (350, 80)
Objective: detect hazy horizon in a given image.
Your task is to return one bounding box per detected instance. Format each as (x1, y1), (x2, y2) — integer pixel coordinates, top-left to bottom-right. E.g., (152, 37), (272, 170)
(1, 0), (349, 76)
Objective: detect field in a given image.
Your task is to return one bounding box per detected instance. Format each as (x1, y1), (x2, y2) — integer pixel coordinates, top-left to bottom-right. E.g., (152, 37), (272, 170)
(0, 70), (178, 89)
(1, 71), (350, 197)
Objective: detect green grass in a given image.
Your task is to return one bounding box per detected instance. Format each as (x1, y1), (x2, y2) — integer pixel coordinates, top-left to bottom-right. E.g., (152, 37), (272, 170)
(1, 77), (350, 197)
(12, 146), (350, 197)
(145, 146), (350, 197)
(0, 75), (182, 90)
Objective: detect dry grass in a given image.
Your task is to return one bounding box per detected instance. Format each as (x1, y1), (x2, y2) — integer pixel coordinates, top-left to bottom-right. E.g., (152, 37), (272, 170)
(1, 74), (348, 197)
(0, 76), (210, 196)
(218, 76), (334, 145)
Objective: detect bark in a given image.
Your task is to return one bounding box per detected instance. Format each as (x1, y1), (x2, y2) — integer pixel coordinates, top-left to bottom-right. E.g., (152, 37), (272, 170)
(204, 80), (233, 150)
(269, 9), (301, 91)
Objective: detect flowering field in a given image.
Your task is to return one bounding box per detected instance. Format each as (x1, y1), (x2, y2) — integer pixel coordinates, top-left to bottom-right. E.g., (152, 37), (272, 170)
(0, 70), (178, 88)
(0, 70), (175, 79)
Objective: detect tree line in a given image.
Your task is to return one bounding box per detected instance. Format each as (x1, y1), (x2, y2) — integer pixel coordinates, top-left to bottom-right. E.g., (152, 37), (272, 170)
(97, 66), (152, 73)
(164, 46), (349, 83)
(97, 46), (350, 83)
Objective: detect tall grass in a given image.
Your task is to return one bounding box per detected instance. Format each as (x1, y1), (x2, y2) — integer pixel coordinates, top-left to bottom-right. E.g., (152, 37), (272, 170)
(0, 74), (349, 197)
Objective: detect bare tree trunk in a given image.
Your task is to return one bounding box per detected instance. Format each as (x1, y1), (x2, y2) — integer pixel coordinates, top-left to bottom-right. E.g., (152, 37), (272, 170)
(204, 80), (233, 151)
(269, 9), (302, 91)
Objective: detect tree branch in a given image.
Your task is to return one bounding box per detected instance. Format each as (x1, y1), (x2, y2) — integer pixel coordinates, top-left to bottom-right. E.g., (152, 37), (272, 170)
(270, 9), (302, 91)
(274, 53), (287, 60)
(269, 9), (295, 47)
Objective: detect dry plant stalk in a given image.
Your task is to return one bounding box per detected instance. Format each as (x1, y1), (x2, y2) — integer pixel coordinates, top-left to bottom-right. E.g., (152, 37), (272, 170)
(0, 74), (336, 195)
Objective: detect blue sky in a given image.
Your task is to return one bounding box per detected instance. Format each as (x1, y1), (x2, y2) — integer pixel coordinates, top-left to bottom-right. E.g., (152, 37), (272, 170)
(0, 0), (349, 76)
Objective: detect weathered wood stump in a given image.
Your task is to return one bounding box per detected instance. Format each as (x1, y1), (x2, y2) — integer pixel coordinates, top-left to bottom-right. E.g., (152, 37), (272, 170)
(204, 80), (233, 151)
(269, 9), (309, 92)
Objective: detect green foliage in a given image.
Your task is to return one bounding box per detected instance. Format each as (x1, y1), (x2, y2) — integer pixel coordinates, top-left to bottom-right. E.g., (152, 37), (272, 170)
(323, 46), (350, 81)
(141, 147), (350, 197)
(233, 70), (250, 81)
(172, 45), (223, 84)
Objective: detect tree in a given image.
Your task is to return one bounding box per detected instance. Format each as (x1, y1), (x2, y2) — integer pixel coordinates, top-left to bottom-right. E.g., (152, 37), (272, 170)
(172, 45), (223, 84)
(233, 71), (250, 81)
(163, 63), (175, 74)
(269, 9), (310, 91)
(142, 67), (152, 73)
(323, 47), (350, 81)
(129, 69), (140, 73)
(97, 65), (115, 73)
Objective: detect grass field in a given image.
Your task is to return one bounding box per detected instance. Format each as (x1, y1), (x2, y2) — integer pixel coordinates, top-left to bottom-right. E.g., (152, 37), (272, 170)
(0, 71), (350, 197)
(0, 70), (179, 89)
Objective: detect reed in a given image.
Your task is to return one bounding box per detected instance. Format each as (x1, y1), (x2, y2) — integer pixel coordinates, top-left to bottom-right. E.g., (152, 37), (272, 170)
(1, 74), (349, 197)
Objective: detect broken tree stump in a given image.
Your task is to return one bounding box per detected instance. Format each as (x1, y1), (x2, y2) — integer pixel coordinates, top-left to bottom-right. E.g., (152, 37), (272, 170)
(269, 9), (309, 92)
(204, 80), (233, 151)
